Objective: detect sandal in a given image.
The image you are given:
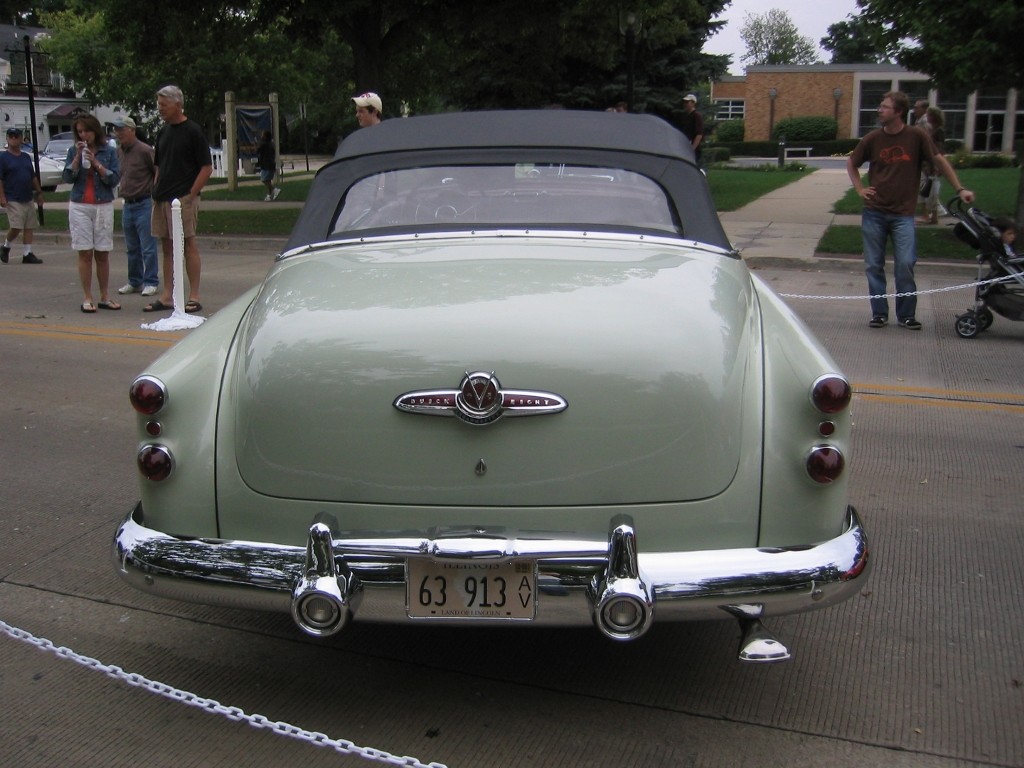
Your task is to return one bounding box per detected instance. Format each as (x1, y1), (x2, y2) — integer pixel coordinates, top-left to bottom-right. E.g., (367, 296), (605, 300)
(143, 299), (173, 312)
(185, 300), (203, 314)
(81, 302), (97, 313)
(97, 299), (121, 310)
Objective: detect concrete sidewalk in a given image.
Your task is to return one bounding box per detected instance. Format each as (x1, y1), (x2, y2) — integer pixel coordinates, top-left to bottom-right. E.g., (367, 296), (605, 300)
(719, 168), (860, 265)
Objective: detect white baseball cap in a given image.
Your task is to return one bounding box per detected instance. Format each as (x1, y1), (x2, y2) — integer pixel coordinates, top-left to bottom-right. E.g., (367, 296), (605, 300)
(352, 92), (383, 112)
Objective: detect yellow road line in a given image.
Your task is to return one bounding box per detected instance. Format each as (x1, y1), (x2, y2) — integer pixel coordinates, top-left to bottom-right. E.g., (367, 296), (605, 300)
(855, 392), (1024, 413)
(856, 381), (1024, 402)
(0, 321), (183, 347)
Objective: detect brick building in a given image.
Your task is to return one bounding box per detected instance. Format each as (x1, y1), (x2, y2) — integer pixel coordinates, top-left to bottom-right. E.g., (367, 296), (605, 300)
(711, 63), (1021, 153)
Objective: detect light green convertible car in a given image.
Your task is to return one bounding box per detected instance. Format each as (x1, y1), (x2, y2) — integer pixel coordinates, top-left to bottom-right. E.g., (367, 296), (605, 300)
(115, 110), (869, 663)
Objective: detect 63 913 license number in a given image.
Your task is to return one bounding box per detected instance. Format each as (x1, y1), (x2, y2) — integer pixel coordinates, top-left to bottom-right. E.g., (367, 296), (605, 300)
(407, 559), (536, 620)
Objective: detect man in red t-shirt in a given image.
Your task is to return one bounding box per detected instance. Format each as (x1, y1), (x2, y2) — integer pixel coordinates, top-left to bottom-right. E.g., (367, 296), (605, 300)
(846, 91), (973, 330)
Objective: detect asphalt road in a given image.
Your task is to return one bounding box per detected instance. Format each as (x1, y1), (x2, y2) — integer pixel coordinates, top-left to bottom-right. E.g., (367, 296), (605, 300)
(1, 240), (1022, 768)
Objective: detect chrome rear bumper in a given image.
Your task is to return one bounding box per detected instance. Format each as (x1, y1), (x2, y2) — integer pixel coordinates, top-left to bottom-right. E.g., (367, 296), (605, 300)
(114, 503), (868, 647)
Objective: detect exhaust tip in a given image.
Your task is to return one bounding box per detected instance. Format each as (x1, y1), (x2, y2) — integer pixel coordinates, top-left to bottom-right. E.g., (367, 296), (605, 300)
(597, 592), (650, 640)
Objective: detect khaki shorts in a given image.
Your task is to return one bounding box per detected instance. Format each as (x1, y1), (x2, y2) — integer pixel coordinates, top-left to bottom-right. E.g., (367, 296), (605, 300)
(3, 200), (39, 230)
(151, 194), (201, 239)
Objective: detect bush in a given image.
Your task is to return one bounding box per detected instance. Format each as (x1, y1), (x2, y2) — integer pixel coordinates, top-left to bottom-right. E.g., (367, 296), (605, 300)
(770, 116), (838, 142)
(715, 120), (745, 143)
(714, 139), (859, 157)
(949, 149), (1016, 169)
(703, 146), (731, 164)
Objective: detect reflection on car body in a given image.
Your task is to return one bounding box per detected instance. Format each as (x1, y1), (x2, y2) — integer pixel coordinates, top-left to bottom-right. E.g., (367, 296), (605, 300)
(114, 110), (869, 663)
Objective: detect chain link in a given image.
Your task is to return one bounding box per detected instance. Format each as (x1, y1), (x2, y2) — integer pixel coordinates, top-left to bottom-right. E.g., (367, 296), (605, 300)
(1, 618), (448, 768)
(777, 274), (1015, 301)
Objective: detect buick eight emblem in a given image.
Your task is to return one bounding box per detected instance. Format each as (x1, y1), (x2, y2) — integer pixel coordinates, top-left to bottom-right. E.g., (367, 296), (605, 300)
(394, 371), (567, 426)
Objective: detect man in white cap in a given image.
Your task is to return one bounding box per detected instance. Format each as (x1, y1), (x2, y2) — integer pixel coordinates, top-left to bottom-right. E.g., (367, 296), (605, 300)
(352, 92), (383, 128)
(113, 116), (159, 296)
(679, 94), (704, 164)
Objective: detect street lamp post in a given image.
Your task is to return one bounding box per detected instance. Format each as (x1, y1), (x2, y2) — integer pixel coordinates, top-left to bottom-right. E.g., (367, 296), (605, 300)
(622, 12), (639, 112)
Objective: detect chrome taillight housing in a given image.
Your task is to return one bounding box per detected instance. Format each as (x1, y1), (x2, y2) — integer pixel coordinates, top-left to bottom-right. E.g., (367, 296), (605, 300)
(810, 374), (851, 414)
(130, 375), (167, 415)
(805, 445), (845, 483)
(137, 444), (174, 481)
(806, 375), (850, 483)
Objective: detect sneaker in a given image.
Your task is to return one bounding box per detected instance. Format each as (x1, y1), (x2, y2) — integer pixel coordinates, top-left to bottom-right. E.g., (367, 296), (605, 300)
(118, 283), (139, 294)
(272, 187), (281, 200)
(264, 194), (273, 202)
(0, 245), (9, 264)
(141, 285), (158, 296)
(868, 315), (887, 328)
(22, 253), (42, 264)
(897, 318), (922, 330)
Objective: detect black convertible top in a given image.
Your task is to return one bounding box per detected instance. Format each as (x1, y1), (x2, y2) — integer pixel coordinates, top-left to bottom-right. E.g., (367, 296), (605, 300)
(335, 109), (694, 160)
(285, 110), (730, 252)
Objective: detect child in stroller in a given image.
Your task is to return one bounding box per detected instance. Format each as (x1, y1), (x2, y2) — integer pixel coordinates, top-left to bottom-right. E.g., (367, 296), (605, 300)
(951, 200), (1024, 338)
(992, 217), (1022, 262)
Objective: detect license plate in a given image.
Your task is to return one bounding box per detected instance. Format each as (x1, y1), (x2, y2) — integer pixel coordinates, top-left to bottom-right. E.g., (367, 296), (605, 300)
(407, 559), (536, 620)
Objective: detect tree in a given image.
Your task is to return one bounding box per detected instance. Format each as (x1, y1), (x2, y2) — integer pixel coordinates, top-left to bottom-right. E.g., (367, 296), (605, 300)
(739, 8), (819, 66)
(859, 0), (1024, 225)
(37, 0), (733, 150)
(820, 14), (888, 64)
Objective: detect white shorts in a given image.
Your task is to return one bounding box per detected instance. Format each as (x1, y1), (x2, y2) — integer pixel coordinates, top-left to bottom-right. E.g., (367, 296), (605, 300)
(69, 201), (115, 252)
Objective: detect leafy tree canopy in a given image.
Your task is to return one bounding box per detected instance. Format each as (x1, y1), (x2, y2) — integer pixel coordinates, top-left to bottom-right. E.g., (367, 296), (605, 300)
(821, 13), (889, 64)
(32, 0), (732, 149)
(739, 8), (819, 67)
(858, 0), (1022, 90)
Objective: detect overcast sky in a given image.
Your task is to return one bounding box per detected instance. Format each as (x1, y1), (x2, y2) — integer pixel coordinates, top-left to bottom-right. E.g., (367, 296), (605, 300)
(703, 0), (862, 75)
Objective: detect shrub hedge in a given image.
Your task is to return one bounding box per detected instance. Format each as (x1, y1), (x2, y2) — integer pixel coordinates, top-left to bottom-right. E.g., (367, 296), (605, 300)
(707, 139), (860, 157)
(714, 120), (745, 143)
(770, 116), (838, 142)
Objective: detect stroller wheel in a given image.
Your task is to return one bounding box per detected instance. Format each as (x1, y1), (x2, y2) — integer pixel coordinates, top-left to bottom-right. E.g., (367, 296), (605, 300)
(977, 307), (993, 330)
(955, 312), (980, 338)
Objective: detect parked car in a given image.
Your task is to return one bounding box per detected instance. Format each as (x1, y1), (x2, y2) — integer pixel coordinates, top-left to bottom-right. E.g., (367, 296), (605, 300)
(114, 110), (869, 663)
(42, 132), (74, 162)
(34, 153), (64, 191)
(0, 147), (63, 192)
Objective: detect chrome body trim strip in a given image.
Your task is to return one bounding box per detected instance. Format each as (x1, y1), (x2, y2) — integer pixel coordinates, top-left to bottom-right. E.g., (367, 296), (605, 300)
(113, 504), (868, 628)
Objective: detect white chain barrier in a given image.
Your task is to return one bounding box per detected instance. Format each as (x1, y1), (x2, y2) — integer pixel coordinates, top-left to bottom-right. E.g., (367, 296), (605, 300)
(777, 274), (1014, 301)
(1, 618), (448, 768)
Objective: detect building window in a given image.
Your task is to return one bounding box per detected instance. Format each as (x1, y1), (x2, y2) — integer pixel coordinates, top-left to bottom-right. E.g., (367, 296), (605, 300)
(936, 89), (968, 144)
(858, 81), (891, 136)
(713, 99), (745, 121)
(972, 89), (1009, 152)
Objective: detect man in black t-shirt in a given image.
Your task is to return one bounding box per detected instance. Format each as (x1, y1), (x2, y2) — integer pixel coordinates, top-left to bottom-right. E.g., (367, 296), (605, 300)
(144, 84), (213, 315)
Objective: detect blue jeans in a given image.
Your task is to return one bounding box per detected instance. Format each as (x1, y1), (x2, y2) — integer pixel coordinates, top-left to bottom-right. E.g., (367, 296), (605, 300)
(123, 197), (159, 288)
(862, 208), (917, 320)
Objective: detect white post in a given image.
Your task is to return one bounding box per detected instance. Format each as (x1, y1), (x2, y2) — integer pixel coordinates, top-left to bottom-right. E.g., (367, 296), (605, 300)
(140, 199), (205, 331)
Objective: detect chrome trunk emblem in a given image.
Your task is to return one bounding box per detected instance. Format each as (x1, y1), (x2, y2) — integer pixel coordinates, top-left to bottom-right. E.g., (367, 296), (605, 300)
(394, 371), (567, 426)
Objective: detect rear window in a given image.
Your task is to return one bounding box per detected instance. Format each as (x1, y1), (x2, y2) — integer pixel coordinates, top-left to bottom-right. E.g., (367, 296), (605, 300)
(332, 164), (679, 235)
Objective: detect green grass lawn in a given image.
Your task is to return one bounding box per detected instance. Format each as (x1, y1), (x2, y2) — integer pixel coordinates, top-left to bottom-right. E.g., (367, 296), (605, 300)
(705, 166), (812, 211)
(822, 167), (1020, 259)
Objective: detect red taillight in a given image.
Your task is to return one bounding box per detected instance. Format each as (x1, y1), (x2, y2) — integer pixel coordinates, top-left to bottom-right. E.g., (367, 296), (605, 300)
(811, 375), (851, 414)
(130, 376), (167, 416)
(806, 446), (844, 483)
(137, 445), (173, 481)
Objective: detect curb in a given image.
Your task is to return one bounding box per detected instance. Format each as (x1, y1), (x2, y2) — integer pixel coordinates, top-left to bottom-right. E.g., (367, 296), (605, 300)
(25, 230), (288, 254)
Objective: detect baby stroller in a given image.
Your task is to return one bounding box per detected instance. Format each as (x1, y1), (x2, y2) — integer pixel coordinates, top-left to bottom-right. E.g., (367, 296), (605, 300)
(949, 198), (1024, 338)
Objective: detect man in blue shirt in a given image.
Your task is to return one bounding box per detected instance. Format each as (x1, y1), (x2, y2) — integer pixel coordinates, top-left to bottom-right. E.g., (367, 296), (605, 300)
(0, 127), (44, 264)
